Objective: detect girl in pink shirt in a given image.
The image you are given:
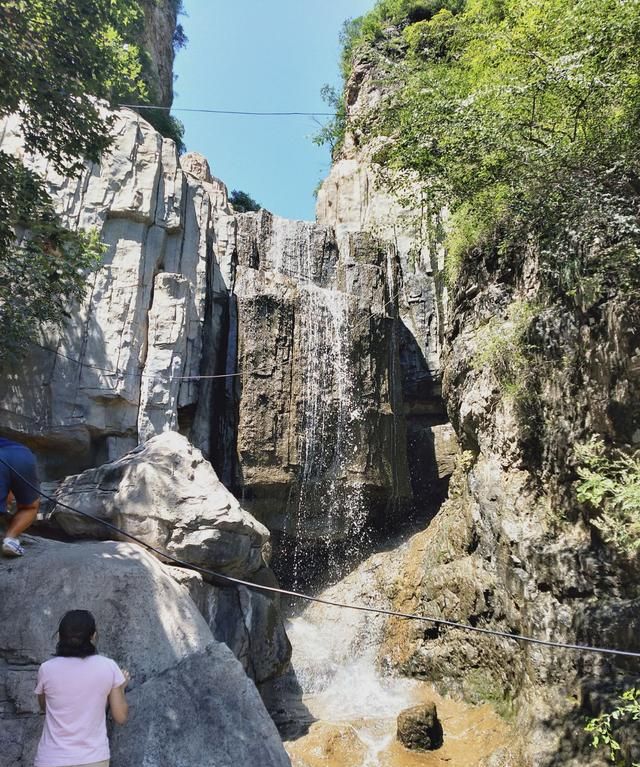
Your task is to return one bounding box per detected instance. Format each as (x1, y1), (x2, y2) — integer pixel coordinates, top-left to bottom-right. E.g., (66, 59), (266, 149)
(34, 610), (129, 767)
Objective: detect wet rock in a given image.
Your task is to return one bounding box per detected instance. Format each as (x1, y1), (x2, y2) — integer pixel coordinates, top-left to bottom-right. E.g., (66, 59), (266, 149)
(0, 537), (290, 767)
(397, 702), (444, 751)
(233, 210), (413, 543)
(49, 431), (269, 577)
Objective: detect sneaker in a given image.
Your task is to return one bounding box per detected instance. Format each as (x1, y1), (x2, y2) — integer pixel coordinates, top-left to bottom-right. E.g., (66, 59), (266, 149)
(2, 537), (24, 557)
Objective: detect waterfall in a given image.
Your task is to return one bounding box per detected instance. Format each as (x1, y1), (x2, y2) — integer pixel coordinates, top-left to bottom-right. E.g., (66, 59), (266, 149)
(268, 217), (368, 587)
(291, 282), (367, 584)
(283, 548), (428, 765)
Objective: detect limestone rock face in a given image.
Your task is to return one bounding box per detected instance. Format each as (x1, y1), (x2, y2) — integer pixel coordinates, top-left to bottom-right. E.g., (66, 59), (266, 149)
(49, 431), (269, 577)
(140, 0), (179, 107)
(0, 108), (413, 558)
(172, 567), (292, 684)
(381, 254), (640, 765)
(315, 57), (450, 522)
(0, 537), (290, 767)
(0, 110), (235, 479)
(233, 211), (411, 542)
(397, 702), (444, 751)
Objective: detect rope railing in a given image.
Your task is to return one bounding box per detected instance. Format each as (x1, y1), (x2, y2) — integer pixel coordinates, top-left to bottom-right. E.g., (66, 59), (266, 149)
(1, 455), (638, 661)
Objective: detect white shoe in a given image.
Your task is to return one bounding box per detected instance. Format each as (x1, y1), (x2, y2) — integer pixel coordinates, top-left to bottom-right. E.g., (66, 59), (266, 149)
(2, 537), (24, 557)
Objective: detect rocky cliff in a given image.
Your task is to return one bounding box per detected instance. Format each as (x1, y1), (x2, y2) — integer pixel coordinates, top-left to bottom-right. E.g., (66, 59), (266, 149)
(318, 16), (640, 767)
(140, 0), (180, 107)
(0, 96), (421, 584)
(0, 88), (422, 762)
(3, 4), (638, 765)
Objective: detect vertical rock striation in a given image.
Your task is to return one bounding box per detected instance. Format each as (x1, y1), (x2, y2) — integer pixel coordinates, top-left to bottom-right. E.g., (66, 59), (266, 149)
(0, 105), (414, 576)
(0, 110), (235, 478)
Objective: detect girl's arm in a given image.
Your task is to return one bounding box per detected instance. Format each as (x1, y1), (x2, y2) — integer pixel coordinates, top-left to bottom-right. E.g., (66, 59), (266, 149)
(108, 670), (130, 725)
(37, 693), (46, 713)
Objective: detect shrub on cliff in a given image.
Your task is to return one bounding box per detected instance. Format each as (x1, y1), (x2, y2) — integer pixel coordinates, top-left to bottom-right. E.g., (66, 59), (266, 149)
(576, 437), (640, 557)
(229, 190), (261, 213)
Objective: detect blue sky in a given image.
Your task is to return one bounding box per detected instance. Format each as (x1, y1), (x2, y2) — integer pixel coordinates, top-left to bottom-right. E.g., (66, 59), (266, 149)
(173, 0), (375, 221)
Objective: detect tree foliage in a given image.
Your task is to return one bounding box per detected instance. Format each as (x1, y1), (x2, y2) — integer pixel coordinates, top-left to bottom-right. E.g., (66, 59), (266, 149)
(575, 437), (640, 557)
(585, 688), (640, 766)
(229, 190), (261, 213)
(0, 0), (154, 364)
(339, 0), (640, 297)
(0, 0), (147, 173)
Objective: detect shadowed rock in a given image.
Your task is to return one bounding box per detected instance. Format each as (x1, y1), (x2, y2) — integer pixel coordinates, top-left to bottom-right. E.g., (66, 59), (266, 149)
(0, 536), (291, 767)
(397, 702), (444, 751)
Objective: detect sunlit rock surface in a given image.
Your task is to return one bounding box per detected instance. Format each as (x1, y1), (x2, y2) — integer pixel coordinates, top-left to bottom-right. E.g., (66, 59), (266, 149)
(48, 431), (270, 576)
(0, 108), (415, 555)
(0, 111), (235, 477)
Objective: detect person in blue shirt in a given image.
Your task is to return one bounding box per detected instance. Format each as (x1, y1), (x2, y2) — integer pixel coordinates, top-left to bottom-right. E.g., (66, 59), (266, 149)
(0, 437), (40, 557)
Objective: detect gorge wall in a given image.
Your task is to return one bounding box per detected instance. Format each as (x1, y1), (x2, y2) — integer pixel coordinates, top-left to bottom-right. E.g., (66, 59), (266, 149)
(0, 104), (420, 569)
(318, 16), (640, 767)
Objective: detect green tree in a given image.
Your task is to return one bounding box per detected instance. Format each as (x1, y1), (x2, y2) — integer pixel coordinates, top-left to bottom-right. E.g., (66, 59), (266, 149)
(0, 0), (153, 364)
(229, 190), (261, 213)
(343, 0), (640, 296)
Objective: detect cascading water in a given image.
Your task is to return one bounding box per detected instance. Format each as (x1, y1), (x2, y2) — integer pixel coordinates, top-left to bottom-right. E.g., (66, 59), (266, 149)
(267, 217), (368, 587)
(280, 547), (511, 767)
(291, 282), (367, 584)
(259, 217), (511, 765)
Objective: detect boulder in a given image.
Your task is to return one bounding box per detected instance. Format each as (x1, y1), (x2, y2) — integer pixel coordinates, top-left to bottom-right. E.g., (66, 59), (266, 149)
(49, 432), (269, 577)
(397, 702), (444, 751)
(110, 645), (290, 767)
(0, 536), (290, 767)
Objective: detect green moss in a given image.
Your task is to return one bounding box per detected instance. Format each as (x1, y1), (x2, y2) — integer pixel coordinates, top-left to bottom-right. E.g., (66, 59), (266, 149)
(471, 300), (538, 399)
(463, 669), (516, 721)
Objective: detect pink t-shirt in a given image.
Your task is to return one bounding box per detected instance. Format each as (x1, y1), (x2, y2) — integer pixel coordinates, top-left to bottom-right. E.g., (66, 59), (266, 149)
(34, 654), (125, 767)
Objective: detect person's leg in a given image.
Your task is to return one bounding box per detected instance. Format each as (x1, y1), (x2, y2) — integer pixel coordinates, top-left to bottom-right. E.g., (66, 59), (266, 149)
(1, 444), (40, 556)
(5, 498), (39, 538)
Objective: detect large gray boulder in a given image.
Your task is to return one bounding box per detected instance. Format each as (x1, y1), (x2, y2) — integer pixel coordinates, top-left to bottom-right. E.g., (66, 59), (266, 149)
(49, 431), (270, 577)
(0, 536), (290, 767)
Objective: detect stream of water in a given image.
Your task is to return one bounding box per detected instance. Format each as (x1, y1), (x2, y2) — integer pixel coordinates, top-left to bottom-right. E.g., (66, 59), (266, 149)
(280, 549), (511, 767)
(268, 220), (511, 765)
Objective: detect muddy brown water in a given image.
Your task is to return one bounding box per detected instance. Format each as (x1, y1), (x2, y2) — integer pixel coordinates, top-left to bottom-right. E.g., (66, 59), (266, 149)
(285, 680), (510, 767)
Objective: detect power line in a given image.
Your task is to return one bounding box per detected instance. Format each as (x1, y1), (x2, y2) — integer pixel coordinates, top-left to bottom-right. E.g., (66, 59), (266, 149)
(2, 454), (638, 661)
(120, 103), (337, 117)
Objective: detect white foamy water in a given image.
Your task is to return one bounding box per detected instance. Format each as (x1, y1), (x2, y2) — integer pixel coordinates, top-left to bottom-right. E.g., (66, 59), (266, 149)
(285, 552), (421, 765)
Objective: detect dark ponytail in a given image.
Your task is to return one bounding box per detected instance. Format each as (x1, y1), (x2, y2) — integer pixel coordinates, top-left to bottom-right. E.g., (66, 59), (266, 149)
(55, 610), (97, 658)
